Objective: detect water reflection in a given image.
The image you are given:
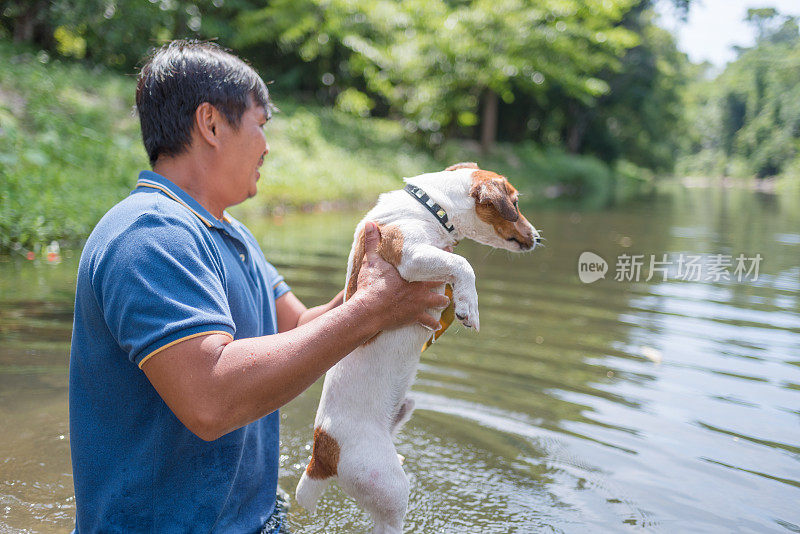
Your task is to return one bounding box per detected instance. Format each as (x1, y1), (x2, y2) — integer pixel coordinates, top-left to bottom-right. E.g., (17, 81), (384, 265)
(1, 185), (799, 532)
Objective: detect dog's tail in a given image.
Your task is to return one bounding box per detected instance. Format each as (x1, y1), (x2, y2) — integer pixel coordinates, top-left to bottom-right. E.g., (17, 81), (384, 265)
(295, 469), (332, 512)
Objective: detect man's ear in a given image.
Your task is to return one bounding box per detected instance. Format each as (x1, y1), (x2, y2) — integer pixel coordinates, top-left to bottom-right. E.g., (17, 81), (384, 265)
(471, 179), (519, 221)
(194, 102), (220, 148)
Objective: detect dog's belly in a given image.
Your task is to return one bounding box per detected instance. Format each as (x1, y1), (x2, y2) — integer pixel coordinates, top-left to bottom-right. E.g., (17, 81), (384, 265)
(314, 325), (431, 431)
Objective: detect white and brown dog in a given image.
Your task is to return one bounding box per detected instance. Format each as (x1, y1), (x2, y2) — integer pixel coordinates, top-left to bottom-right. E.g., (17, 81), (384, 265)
(295, 162), (539, 533)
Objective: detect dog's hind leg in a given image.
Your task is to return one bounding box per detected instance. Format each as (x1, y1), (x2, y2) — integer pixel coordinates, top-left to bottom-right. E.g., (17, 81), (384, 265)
(295, 470), (333, 512)
(296, 426), (340, 511)
(338, 443), (409, 534)
(391, 397), (415, 437)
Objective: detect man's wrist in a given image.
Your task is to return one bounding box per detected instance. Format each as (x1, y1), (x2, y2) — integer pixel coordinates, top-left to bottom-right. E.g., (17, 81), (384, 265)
(343, 293), (386, 336)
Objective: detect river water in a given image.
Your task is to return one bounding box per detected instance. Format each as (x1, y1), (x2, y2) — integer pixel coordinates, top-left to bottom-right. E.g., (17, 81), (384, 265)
(1, 183), (799, 533)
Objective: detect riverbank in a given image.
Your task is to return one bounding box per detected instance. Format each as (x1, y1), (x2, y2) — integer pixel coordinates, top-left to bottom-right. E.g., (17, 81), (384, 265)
(1, 42), (654, 254)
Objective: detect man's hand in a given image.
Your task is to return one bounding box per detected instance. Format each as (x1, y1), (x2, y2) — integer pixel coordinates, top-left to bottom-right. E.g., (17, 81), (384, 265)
(351, 221), (449, 331)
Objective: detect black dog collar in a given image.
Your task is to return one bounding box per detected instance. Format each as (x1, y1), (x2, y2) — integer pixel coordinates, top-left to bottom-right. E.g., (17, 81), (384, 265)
(404, 184), (455, 233)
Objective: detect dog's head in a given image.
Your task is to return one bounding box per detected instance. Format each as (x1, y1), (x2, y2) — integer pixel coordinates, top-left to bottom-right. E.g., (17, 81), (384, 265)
(445, 162), (540, 252)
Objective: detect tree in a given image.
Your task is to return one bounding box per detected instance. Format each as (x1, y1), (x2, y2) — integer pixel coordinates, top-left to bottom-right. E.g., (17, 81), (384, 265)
(236, 0), (640, 152)
(746, 7), (780, 43)
(0, 0), (260, 71)
(493, 2), (688, 171)
(680, 7), (800, 178)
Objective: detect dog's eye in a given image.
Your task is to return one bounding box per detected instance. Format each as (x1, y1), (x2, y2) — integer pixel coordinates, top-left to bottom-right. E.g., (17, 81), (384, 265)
(514, 199), (519, 210)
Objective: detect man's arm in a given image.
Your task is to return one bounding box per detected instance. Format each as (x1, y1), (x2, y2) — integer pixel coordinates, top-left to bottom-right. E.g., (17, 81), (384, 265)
(275, 289), (345, 333)
(141, 222), (448, 441)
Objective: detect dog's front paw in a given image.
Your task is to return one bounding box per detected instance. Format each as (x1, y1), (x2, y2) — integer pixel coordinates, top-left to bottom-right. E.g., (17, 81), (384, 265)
(454, 291), (480, 332)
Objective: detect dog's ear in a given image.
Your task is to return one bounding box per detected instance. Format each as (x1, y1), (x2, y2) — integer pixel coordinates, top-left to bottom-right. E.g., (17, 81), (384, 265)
(445, 162), (479, 171)
(470, 177), (519, 222)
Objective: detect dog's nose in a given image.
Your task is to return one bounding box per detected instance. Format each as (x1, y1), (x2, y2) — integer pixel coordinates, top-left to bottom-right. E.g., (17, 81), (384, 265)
(512, 224), (540, 250)
(531, 227), (542, 248)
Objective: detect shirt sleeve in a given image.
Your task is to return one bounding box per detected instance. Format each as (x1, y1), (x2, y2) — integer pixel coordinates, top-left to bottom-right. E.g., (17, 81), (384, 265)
(271, 271), (291, 300)
(256, 259), (290, 300)
(93, 212), (235, 368)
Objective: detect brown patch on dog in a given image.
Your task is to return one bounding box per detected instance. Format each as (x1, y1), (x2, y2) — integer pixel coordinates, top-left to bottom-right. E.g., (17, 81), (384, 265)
(344, 224), (405, 345)
(377, 224), (404, 266)
(306, 427), (340, 479)
(470, 170), (535, 249)
(470, 170), (518, 221)
(345, 228), (366, 301)
(445, 162), (480, 171)
(344, 224), (404, 301)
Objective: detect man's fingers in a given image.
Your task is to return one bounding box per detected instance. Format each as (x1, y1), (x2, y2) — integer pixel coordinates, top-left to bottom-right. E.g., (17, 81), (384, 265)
(362, 221), (380, 261)
(429, 293), (451, 309)
(418, 313), (441, 331)
(422, 281), (446, 290)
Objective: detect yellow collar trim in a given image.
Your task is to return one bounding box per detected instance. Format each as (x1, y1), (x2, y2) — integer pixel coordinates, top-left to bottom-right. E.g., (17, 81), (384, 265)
(137, 182), (214, 228)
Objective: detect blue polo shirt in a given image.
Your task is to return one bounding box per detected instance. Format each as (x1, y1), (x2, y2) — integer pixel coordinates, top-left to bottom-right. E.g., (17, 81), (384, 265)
(69, 170), (291, 533)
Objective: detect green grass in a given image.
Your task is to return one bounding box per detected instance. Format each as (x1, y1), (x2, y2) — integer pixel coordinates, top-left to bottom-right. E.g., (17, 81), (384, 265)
(0, 44), (145, 254)
(247, 99), (437, 210)
(0, 42), (653, 254)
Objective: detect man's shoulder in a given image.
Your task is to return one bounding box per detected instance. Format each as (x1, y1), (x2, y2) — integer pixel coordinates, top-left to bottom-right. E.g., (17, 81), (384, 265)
(94, 191), (208, 241)
(108, 191), (206, 231)
(81, 192), (215, 271)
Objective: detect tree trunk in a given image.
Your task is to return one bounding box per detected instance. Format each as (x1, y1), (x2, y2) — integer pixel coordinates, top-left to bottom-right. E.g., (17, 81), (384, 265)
(480, 90), (498, 154)
(12, 1), (49, 45)
(566, 123), (584, 154)
(566, 103), (588, 154)
(13, 6), (35, 43)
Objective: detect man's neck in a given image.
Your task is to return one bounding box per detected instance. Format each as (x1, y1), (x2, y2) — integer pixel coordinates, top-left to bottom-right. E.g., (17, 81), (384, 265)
(153, 157), (226, 219)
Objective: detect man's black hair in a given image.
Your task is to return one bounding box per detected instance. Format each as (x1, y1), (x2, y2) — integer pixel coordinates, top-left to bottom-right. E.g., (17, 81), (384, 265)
(136, 40), (271, 166)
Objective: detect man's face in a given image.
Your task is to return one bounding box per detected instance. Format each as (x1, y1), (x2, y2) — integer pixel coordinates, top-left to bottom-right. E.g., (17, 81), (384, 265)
(215, 96), (269, 207)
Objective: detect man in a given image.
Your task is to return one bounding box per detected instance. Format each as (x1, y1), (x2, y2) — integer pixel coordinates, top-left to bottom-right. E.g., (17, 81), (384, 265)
(68, 40), (449, 533)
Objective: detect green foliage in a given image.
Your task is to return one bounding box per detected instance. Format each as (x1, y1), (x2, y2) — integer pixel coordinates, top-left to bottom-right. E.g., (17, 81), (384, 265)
(248, 99), (437, 209)
(564, 8), (688, 172)
(0, 42), (422, 253)
(0, 42), (428, 252)
(0, 41), (655, 252)
(0, 0), (260, 70)
(1, 0), (691, 174)
(0, 42), (147, 252)
(236, 0), (640, 144)
(678, 8), (800, 180)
